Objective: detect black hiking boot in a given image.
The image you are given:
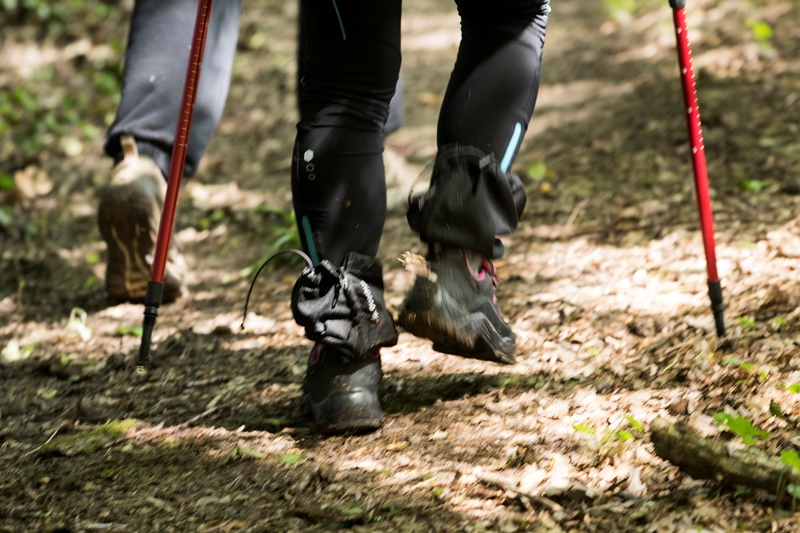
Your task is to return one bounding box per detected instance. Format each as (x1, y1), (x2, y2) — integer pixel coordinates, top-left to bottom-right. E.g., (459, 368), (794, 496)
(303, 343), (383, 435)
(398, 246), (516, 364)
(98, 135), (185, 304)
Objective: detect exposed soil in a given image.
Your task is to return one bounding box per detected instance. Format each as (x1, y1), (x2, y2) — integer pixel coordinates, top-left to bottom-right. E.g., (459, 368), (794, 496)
(4, 0), (800, 531)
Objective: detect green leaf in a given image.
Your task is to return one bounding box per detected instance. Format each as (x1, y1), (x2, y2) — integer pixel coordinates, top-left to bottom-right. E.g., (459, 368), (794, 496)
(732, 486), (752, 499)
(747, 19), (773, 42)
(236, 446), (265, 459)
(721, 357), (755, 372)
(281, 453), (306, 465)
(114, 325), (143, 338)
(625, 415), (644, 433)
(85, 251), (101, 265)
(526, 161), (548, 180)
(341, 507), (363, 516)
(770, 399), (784, 418)
(39, 388), (57, 400)
(713, 412), (769, 445)
(572, 422), (596, 435)
(0, 172), (14, 191)
(736, 179), (770, 193)
(616, 430), (635, 442)
(781, 450), (800, 473)
(784, 384), (800, 394)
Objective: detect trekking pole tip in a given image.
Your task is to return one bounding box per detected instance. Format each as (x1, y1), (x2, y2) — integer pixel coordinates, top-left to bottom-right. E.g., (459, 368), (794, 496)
(707, 279), (725, 337)
(136, 281), (164, 372)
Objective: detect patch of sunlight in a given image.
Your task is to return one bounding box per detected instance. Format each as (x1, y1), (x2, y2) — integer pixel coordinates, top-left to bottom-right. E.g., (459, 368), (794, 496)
(536, 80), (637, 111)
(401, 12), (460, 51)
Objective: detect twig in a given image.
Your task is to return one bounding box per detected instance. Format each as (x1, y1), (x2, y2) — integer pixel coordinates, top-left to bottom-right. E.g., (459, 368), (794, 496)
(84, 523), (129, 530)
(177, 407), (220, 428)
(186, 376), (229, 388)
(565, 198), (589, 228)
(472, 470), (566, 517)
(21, 423), (63, 458)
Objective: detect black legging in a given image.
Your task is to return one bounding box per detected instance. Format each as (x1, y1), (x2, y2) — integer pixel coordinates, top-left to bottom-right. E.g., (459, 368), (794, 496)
(293, 0), (549, 265)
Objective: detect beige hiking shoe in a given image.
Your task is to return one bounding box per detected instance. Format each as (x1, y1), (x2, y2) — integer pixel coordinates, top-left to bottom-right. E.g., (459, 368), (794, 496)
(98, 135), (186, 303)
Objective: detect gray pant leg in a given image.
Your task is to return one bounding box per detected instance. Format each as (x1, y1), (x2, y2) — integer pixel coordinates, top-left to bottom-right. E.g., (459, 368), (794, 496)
(105, 0), (242, 177)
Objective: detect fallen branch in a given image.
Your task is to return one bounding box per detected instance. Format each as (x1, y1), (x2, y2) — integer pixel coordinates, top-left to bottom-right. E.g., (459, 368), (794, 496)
(649, 417), (798, 495)
(471, 469), (566, 518)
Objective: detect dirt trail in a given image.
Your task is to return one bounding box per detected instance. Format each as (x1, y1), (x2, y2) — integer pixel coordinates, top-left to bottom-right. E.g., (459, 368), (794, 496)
(3, 0), (800, 531)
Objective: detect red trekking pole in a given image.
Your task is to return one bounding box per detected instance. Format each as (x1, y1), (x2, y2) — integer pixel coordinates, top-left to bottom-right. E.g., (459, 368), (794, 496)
(669, 0), (726, 337)
(137, 0), (214, 372)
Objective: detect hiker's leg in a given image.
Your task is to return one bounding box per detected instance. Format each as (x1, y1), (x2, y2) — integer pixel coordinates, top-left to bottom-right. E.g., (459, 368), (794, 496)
(292, 0), (401, 266)
(409, 0), (550, 259)
(291, 0), (402, 435)
(399, 1), (550, 363)
(105, 0), (243, 177)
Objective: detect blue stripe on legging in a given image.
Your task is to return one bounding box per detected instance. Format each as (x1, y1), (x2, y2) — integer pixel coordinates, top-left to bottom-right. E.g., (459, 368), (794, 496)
(500, 122), (523, 173)
(301, 215), (320, 265)
(331, 0), (346, 41)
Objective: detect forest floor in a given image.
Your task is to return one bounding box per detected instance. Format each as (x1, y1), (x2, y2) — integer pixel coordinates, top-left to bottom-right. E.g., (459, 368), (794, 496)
(4, 0), (800, 531)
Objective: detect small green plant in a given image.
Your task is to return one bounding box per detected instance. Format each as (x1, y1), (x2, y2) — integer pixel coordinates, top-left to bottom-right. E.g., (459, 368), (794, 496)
(720, 357), (767, 384)
(770, 399), (785, 418)
(199, 208), (225, 230)
(58, 353), (97, 367)
(625, 415), (644, 433)
(713, 412), (769, 445)
(0, 172), (14, 191)
(525, 160), (550, 180)
(736, 178), (770, 193)
(780, 449), (800, 506)
(572, 416), (642, 445)
(783, 384), (800, 394)
(736, 316), (756, 329)
(745, 17), (773, 44)
(572, 422), (596, 435)
(114, 325), (143, 338)
(771, 317), (788, 329)
(223, 445), (265, 463)
(85, 252), (101, 265)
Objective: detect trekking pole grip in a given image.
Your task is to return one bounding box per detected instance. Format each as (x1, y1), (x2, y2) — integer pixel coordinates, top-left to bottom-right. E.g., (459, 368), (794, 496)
(669, 0), (686, 8)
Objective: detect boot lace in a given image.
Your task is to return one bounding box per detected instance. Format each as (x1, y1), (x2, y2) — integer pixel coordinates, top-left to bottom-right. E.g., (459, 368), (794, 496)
(240, 248), (313, 330)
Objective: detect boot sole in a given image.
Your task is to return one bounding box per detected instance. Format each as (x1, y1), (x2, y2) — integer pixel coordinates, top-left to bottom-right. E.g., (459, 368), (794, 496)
(98, 182), (181, 304)
(304, 389), (383, 436)
(398, 280), (516, 364)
